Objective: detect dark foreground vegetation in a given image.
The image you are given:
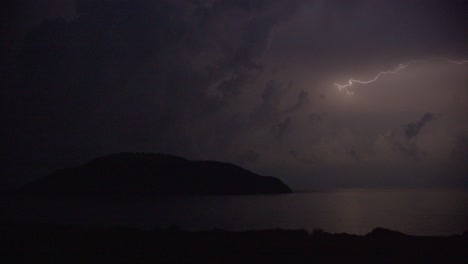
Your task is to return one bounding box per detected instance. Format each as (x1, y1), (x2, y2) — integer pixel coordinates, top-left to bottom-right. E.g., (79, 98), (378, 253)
(1, 221), (466, 263)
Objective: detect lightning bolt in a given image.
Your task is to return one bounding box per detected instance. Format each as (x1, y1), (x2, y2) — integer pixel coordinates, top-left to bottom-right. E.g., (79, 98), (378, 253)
(334, 58), (468, 95)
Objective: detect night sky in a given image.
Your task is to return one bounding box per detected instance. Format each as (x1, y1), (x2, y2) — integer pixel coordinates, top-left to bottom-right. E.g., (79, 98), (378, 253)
(1, 0), (467, 190)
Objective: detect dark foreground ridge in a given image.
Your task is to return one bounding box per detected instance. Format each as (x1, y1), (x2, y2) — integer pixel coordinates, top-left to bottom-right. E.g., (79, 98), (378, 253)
(20, 152), (292, 195)
(1, 222), (466, 263)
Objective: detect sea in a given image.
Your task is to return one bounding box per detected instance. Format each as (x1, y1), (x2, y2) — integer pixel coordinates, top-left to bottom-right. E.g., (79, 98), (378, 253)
(2, 188), (467, 236)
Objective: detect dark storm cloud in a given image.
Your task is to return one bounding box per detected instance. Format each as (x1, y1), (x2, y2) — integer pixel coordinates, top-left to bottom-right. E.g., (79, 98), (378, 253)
(271, 117), (291, 141)
(251, 80), (284, 124)
(377, 113), (436, 160)
(0, 0), (300, 186)
(0, 0), (76, 64)
(216, 76), (245, 97)
(405, 113), (434, 139)
(269, 0), (468, 73)
(391, 139), (418, 160)
(346, 148), (360, 161)
(252, 80), (308, 127)
(238, 149), (260, 164)
(372, 112), (434, 160)
(451, 136), (468, 185)
(288, 149), (319, 165)
(451, 136), (468, 165)
(285, 90), (309, 113)
(1, 0), (467, 189)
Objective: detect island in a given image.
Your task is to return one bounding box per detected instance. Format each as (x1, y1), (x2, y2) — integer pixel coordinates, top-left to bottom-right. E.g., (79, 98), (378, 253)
(20, 153), (292, 196)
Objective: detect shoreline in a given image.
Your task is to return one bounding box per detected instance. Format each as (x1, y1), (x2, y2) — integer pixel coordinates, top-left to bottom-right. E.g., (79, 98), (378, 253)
(2, 221), (467, 263)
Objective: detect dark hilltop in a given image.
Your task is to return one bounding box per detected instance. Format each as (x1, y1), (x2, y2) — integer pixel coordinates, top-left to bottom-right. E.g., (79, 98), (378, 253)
(20, 153), (292, 196)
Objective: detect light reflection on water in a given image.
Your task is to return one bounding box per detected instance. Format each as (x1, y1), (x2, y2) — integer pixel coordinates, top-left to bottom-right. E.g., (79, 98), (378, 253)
(3, 189), (467, 236)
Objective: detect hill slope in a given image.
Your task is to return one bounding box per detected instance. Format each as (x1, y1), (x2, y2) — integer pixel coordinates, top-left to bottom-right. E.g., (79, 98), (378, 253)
(20, 153), (292, 195)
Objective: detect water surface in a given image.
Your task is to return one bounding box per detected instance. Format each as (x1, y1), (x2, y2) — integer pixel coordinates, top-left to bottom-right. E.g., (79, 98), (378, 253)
(3, 188), (467, 235)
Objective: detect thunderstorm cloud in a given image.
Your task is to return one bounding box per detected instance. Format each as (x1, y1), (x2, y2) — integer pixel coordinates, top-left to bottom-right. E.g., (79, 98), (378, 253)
(1, 0), (467, 189)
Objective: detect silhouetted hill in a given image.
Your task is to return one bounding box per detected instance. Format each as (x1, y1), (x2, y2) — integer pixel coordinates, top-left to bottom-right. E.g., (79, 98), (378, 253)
(20, 153), (292, 195)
